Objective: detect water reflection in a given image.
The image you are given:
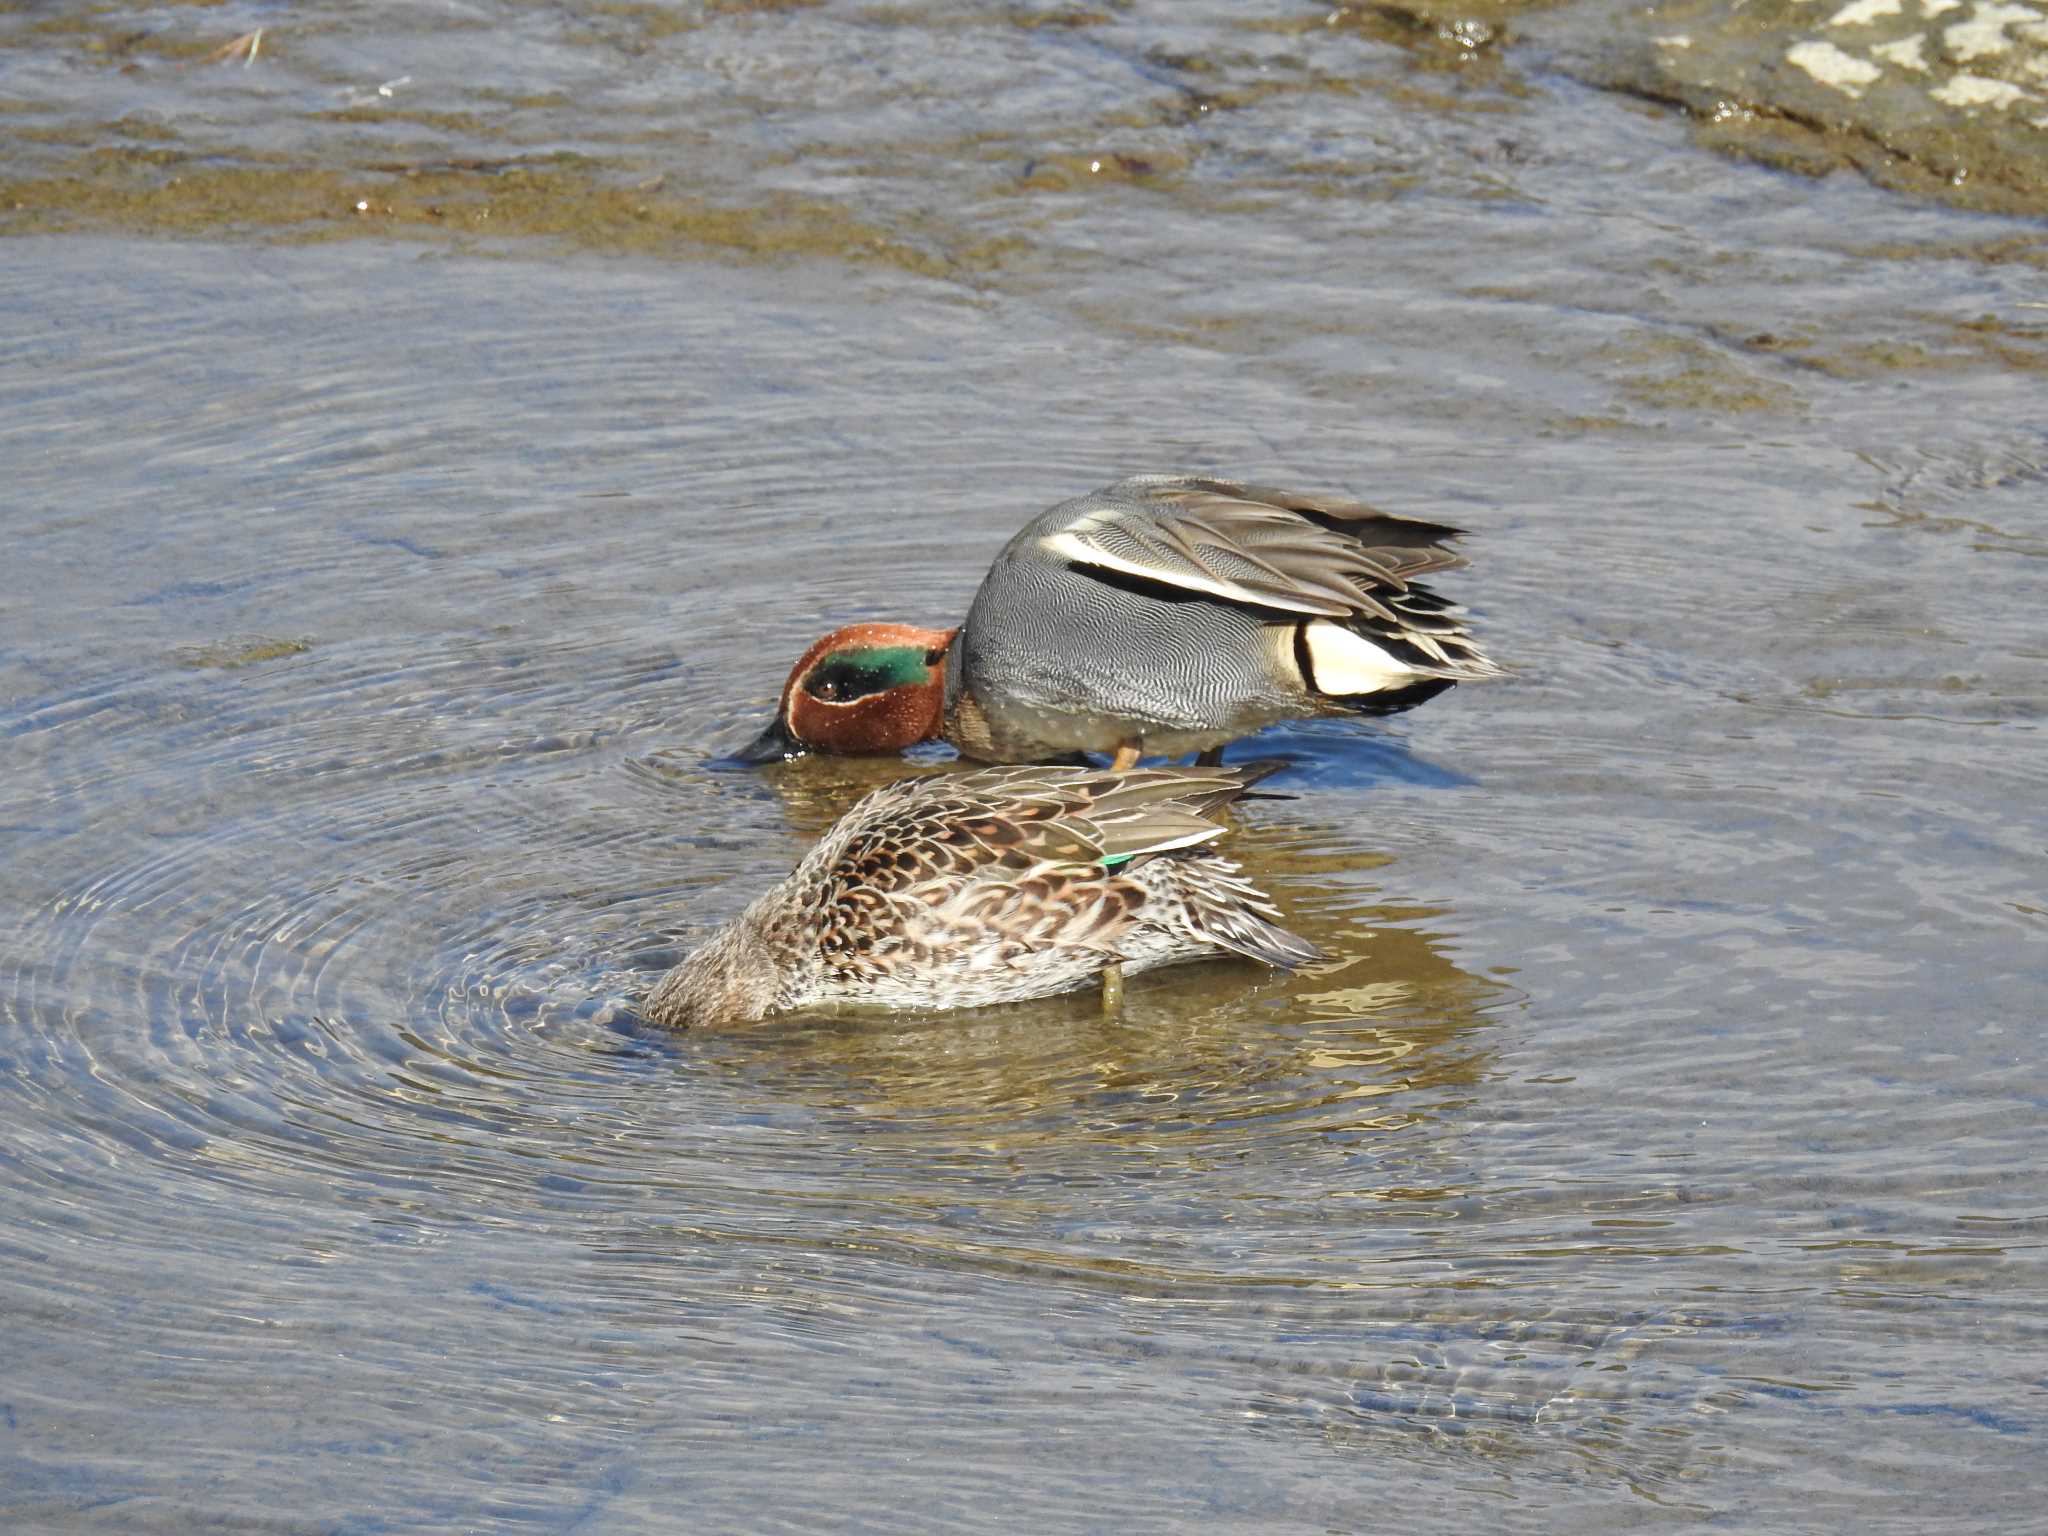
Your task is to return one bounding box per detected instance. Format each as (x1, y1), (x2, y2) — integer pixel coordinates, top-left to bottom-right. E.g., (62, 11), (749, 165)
(4, 58), (2046, 1516)
(668, 792), (1508, 1168)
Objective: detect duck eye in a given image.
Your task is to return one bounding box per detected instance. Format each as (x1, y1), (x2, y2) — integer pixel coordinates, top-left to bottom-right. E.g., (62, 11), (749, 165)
(804, 665), (874, 704)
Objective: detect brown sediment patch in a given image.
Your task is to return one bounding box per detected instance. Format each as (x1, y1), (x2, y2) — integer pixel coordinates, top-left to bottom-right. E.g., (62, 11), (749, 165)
(0, 150), (1025, 279)
(1007, 6), (1114, 29)
(563, 0), (825, 47)
(318, 108), (498, 137)
(1697, 312), (2048, 381)
(176, 636), (313, 670)
(1014, 149), (1186, 192)
(1600, 332), (1805, 417)
(1539, 414), (1649, 435)
(1062, 302), (1259, 348)
(5, 7), (276, 69)
(1845, 235), (2048, 270)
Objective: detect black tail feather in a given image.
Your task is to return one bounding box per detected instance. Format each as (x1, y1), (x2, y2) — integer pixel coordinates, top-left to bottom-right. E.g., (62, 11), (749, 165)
(1333, 676), (1456, 718)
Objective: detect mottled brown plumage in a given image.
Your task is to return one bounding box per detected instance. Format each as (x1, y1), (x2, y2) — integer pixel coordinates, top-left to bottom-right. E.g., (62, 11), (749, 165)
(643, 763), (1321, 1028)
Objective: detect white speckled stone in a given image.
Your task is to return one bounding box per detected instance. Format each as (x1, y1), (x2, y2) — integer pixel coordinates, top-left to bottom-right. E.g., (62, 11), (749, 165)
(1932, 70), (2039, 103)
(1946, 2), (2043, 59)
(1872, 33), (1932, 66)
(1787, 38), (1884, 93)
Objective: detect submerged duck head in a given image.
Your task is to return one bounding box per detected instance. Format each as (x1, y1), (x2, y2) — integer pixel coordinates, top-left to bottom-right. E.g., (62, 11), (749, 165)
(736, 621), (955, 762)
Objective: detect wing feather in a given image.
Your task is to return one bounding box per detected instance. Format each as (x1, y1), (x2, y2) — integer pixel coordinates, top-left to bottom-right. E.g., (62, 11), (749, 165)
(1042, 480), (1470, 621)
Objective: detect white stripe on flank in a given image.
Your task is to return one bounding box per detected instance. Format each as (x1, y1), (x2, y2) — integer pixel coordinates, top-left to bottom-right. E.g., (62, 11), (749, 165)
(1040, 530), (1248, 607)
(1302, 621), (1418, 696)
(1039, 531), (1353, 619)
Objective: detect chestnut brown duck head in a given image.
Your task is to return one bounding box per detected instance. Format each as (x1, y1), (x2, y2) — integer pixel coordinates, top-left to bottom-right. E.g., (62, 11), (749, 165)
(735, 621), (955, 763)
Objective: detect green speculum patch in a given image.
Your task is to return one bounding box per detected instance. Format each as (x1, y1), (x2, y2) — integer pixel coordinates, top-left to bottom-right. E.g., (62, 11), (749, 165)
(802, 646), (932, 703)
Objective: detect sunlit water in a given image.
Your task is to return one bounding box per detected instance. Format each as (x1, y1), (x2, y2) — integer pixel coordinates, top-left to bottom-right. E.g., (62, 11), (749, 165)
(3, 4), (2045, 1532)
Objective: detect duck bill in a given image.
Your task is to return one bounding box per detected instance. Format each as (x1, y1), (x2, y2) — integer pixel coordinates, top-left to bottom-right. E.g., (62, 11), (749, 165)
(733, 717), (805, 764)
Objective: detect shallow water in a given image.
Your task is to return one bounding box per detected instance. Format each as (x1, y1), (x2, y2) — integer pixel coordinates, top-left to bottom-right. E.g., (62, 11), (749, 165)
(3, 3), (2046, 1533)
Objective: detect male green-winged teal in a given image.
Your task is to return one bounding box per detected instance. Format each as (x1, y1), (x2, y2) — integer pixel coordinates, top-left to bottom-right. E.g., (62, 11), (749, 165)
(642, 761), (1320, 1028)
(739, 475), (1499, 768)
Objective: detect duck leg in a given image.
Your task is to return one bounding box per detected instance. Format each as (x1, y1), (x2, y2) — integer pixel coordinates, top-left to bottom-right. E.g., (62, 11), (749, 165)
(1196, 746), (1226, 767)
(1109, 742), (1142, 772)
(1099, 962), (1125, 1013)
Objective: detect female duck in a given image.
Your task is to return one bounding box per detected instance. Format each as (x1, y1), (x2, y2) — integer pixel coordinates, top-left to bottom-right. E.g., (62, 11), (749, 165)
(643, 762), (1320, 1028)
(739, 474), (1499, 767)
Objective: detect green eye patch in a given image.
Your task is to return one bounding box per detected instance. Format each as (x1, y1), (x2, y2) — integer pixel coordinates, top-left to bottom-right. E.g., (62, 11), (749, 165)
(802, 645), (932, 704)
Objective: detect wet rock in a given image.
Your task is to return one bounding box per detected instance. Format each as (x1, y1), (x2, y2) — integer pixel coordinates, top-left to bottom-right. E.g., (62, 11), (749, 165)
(1549, 0), (2048, 213)
(1319, 0), (1529, 65)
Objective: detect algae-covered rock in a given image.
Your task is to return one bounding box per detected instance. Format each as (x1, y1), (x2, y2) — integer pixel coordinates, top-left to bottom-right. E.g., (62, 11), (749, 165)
(1552, 0), (2048, 213)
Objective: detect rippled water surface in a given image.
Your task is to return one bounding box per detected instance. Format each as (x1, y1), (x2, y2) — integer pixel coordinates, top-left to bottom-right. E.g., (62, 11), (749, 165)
(3, 2), (2046, 1532)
